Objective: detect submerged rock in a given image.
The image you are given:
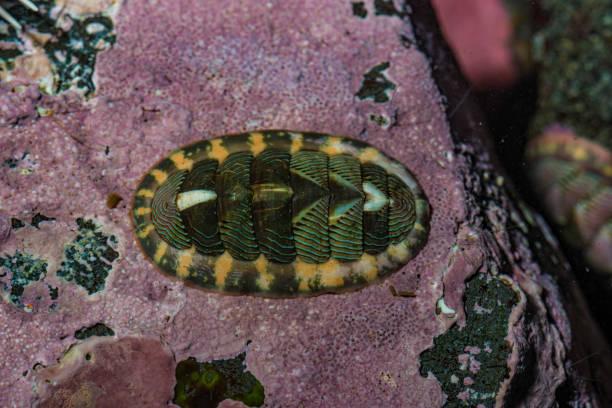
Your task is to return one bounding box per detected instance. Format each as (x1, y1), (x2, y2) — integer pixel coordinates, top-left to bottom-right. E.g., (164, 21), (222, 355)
(0, 0), (610, 407)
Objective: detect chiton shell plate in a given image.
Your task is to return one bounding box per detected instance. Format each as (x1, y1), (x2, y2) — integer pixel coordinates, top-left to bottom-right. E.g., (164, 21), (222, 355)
(132, 130), (430, 296)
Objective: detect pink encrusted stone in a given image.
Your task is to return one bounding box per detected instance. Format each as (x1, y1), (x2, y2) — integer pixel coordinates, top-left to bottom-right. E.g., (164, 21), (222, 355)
(0, 0), (608, 407)
(0, 211), (10, 245)
(34, 337), (174, 407)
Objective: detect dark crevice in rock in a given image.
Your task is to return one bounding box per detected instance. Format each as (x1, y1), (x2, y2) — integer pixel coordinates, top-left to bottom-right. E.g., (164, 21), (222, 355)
(405, 0), (612, 404)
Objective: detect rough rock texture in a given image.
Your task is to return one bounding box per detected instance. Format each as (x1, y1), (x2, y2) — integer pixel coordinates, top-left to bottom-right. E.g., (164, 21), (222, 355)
(0, 0), (610, 407)
(34, 336), (175, 407)
(431, 0), (612, 343)
(408, 2), (612, 406)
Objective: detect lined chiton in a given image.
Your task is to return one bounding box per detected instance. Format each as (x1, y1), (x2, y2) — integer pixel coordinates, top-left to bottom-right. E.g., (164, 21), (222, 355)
(132, 130), (430, 296)
(526, 127), (612, 275)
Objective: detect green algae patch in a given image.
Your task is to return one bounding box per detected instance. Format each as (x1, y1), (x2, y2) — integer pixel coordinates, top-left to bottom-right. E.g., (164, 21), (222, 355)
(74, 323), (115, 340)
(47, 283), (58, 300)
(0, 1), (116, 96)
(351, 2), (368, 18)
(420, 273), (520, 408)
(373, 0), (405, 17)
(56, 218), (119, 294)
(30, 213), (56, 229)
(530, 0), (612, 148)
(45, 14), (115, 95)
(0, 250), (48, 305)
(11, 218), (25, 229)
(369, 113), (391, 127)
(356, 62), (396, 103)
(174, 352), (264, 408)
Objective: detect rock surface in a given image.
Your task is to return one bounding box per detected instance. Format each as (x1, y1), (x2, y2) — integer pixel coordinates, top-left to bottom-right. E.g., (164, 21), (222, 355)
(0, 0), (610, 407)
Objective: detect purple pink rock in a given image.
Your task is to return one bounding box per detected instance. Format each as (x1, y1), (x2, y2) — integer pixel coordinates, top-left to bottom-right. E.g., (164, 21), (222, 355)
(34, 337), (175, 407)
(0, 0), (610, 407)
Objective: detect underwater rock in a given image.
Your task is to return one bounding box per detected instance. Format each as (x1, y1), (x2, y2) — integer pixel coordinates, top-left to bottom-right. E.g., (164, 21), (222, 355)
(0, 211), (10, 245)
(0, 0), (610, 407)
(34, 336), (174, 407)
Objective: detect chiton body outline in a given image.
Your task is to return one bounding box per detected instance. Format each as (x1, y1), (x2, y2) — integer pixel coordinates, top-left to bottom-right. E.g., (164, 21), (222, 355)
(525, 127), (612, 274)
(132, 130), (430, 297)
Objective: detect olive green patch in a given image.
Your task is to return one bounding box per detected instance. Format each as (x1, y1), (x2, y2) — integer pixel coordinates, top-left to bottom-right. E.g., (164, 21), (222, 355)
(351, 1), (368, 18)
(74, 323), (115, 340)
(2, 152), (37, 173)
(11, 218), (25, 229)
(0, 1), (115, 96)
(47, 283), (58, 300)
(2, 157), (19, 168)
(373, 0), (405, 17)
(356, 62), (396, 103)
(420, 273), (519, 407)
(56, 218), (119, 294)
(369, 114), (390, 127)
(530, 0), (612, 149)
(173, 351), (264, 408)
(30, 213), (56, 229)
(0, 250), (48, 306)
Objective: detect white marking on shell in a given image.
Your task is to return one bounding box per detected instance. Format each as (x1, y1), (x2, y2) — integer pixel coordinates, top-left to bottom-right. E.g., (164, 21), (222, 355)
(363, 182), (389, 211)
(176, 190), (217, 211)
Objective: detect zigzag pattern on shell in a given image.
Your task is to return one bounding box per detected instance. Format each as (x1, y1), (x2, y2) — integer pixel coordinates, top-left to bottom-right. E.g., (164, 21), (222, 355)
(132, 130), (430, 297)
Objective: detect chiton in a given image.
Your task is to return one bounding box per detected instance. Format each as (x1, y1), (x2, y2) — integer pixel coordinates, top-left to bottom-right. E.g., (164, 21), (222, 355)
(132, 130), (430, 296)
(526, 127), (612, 275)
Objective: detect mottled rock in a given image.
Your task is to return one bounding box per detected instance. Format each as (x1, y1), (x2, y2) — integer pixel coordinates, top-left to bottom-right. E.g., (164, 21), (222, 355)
(0, 81), (40, 127)
(34, 337), (174, 407)
(0, 211), (10, 244)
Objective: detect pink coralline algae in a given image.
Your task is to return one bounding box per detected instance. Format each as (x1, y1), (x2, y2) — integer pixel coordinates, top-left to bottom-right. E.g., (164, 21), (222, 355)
(0, 0), (609, 407)
(34, 337), (174, 407)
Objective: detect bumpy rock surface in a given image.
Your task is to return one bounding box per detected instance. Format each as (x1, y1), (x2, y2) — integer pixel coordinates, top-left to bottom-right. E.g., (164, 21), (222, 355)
(0, 0), (610, 407)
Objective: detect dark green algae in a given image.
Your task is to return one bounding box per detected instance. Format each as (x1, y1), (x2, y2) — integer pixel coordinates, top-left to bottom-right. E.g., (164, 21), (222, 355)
(0, 218), (119, 306)
(74, 322), (115, 340)
(174, 352), (264, 408)
(0, 0), (115, 96)
(56, 218), (119, 294)
(420, 273), (520, 408)
(0, 250), (48, 305)
(355, 62), (397, 103)
(530, 0), (612, 148)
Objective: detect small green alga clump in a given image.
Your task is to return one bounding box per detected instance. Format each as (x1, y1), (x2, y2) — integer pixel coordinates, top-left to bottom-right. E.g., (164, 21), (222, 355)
(11, 218), (25, 229)
(420, 273), (519, 408)
(56, 218), (119, 294)
(174, 352), (264, 408)
(530, 0), (612, 148)
(0, 0), (116, 96)
(351, 2), (367, 18)
(74, 323), (115, 340)
(0, 250), (48, 305)
(355, 62), (397, 103)
(30, 213), (55, 229)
